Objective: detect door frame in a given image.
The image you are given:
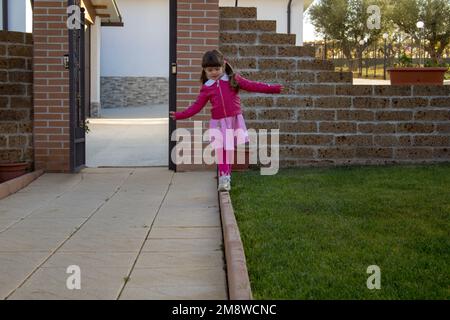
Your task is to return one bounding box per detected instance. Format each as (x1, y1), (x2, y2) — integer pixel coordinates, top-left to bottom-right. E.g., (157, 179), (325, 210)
(68, 0), (86, 173)
(169, 0), (177, 171)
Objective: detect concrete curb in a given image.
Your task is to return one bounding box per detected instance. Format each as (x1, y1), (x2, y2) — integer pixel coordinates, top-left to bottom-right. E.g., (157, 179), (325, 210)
(218, 190), (253, 300)
(0, 169), (44, 200)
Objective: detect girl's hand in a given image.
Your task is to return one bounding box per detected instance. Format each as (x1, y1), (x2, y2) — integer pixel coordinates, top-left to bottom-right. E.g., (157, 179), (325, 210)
(169, 111), (176, 120)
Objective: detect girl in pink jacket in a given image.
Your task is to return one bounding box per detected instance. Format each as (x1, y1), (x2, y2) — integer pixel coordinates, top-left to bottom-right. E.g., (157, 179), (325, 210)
(169, 50), (283, 191)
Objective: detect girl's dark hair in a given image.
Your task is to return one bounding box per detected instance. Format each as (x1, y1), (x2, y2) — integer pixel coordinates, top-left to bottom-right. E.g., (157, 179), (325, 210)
(200, 49), (239, 92)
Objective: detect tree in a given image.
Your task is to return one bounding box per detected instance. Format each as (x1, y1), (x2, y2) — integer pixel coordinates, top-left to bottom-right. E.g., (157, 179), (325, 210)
(309, 0), (392, 65)
(389, 0), (450, 62)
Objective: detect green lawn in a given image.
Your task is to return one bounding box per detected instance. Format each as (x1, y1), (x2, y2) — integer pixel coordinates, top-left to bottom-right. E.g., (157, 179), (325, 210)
(230, 164), (450, 299)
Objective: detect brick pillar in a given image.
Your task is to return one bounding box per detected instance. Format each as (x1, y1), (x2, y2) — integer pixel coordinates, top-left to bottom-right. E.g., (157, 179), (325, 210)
(33, 0), (70, 172)
(176, 0), (220, 171)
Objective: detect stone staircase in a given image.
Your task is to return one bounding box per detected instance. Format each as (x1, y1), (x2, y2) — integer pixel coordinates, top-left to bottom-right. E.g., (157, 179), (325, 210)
(219, 7), (354, 167)
(219, 7), (352, 87)
(218, 7), (450, 168)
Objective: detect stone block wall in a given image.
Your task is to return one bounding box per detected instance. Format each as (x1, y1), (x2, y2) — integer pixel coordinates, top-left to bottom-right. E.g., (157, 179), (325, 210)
(0, 31), (33, 166)
(101, 77), (168, 108)
(220, 7), (450, 168)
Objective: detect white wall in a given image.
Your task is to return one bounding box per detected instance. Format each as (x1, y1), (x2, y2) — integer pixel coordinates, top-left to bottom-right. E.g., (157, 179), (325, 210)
(101, 0), (169, 77)
(3, 0), (33, 33)
(220, 0), (306, 45)
(91, 17), (101, 106)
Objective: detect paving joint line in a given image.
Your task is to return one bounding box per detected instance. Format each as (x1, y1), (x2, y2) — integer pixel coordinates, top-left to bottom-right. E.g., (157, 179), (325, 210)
(116, 171), (176, 300)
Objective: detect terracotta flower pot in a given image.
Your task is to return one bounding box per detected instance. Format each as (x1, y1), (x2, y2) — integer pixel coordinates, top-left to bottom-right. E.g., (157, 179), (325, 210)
(388, 67), (448, 85)
(0, 162), (29, 183)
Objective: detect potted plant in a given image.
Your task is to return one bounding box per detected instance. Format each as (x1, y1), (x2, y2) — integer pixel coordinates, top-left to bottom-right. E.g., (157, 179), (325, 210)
(0, 146), (31, 183)
(388, 53), (448, 85)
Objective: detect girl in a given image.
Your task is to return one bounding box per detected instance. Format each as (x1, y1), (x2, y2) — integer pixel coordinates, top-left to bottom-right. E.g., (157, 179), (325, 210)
(169, 49), (283, 191)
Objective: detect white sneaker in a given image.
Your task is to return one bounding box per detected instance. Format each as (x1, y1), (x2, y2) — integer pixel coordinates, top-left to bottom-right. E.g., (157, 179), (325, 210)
(218, 175), (231, 192)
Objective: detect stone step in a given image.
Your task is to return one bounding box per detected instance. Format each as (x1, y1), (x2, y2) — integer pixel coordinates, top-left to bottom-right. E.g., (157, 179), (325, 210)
(226, 57), (335, 73)
(297, 59), (335, 71)
(226, 57), (335, 72)
(220, 32), (296, 46)
(219, 45), (315, 59)
(220, 19), (277, 32)
(220, 7), (257, 19)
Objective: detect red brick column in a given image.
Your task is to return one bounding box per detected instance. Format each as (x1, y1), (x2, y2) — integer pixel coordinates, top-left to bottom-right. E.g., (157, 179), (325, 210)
(33, 0), (70, 172)
(176, 0), (220, 171)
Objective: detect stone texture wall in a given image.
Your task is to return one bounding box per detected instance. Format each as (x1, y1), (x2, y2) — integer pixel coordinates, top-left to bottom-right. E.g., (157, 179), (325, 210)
(220, 7), (450, 168)
(101, 77), (168, 108)
(0, 31), (33, 166)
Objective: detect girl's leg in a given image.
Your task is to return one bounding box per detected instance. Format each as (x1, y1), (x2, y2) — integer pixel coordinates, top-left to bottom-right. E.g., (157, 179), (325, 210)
(217, 147), (228, 177)
(223, 147), (233, 176)
(218, 146), (232, 176)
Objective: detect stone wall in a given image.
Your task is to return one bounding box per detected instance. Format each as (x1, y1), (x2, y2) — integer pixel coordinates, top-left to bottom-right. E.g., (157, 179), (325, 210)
(0, 31), (33, 166)
(220, 7), (450, 168)
(101, 77), (168, 108)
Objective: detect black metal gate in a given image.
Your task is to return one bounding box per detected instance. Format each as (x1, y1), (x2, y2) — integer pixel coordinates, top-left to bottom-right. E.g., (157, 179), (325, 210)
(169, 0), (177, 171)
(68, 0), (86, 172)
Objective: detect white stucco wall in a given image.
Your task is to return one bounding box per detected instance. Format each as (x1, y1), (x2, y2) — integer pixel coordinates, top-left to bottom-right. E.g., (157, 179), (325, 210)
(91, 17), (101, 106)
(219, 0), (306, 45)
(2, 0), (33, 33)
(101, 0), (169, 77)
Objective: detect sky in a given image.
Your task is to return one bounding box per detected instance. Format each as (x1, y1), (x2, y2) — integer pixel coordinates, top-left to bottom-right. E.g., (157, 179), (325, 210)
(303, 0), (320, 42)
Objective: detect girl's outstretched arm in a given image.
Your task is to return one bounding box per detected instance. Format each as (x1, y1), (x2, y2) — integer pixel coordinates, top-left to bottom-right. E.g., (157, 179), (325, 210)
(174, 86), (210, 120)
(235, 73), (283, 94)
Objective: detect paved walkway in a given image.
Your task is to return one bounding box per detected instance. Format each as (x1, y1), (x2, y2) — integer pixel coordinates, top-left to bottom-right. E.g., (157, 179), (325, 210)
(86, 105), (168, 167)
(0, 168), (227, 300)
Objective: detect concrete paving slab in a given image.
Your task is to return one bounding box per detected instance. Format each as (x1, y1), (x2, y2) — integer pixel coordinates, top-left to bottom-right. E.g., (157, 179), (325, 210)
(0, 218), (19, 231)
(154, 212), (221, 227)
(121, 267), (227, 288)
(0, 252), (51, 299)
(119, 285), (227, 300)
(0, 168), (227, 299)
(5, 218), (86, 234)
(0, 252), (50, 299)
(134, 251), (224, 269)
(42, 252), (137, 268)
(142, 239), (222, 252)
(0, 229), (66, 252)
(86, 120), (168, 167)
(8, 266), (130, 300)
(148, 227), (223, 240)
(58, 235), (143, 253)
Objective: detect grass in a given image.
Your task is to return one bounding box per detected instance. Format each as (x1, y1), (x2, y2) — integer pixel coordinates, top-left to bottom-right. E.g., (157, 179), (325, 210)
(230, 164), (450, 299)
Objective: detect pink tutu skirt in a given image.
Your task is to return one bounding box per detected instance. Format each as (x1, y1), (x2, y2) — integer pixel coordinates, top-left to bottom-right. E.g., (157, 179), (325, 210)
(209, 114), (250, 151)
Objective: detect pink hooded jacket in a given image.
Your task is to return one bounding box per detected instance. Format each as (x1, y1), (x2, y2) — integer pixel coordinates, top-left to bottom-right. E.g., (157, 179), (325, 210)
(174, 73), (283, 120)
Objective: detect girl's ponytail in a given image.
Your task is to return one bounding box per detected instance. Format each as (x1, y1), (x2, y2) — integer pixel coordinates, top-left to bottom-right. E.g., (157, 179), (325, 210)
(200, 69), (208, 84)
(225, 60), (240, 93)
